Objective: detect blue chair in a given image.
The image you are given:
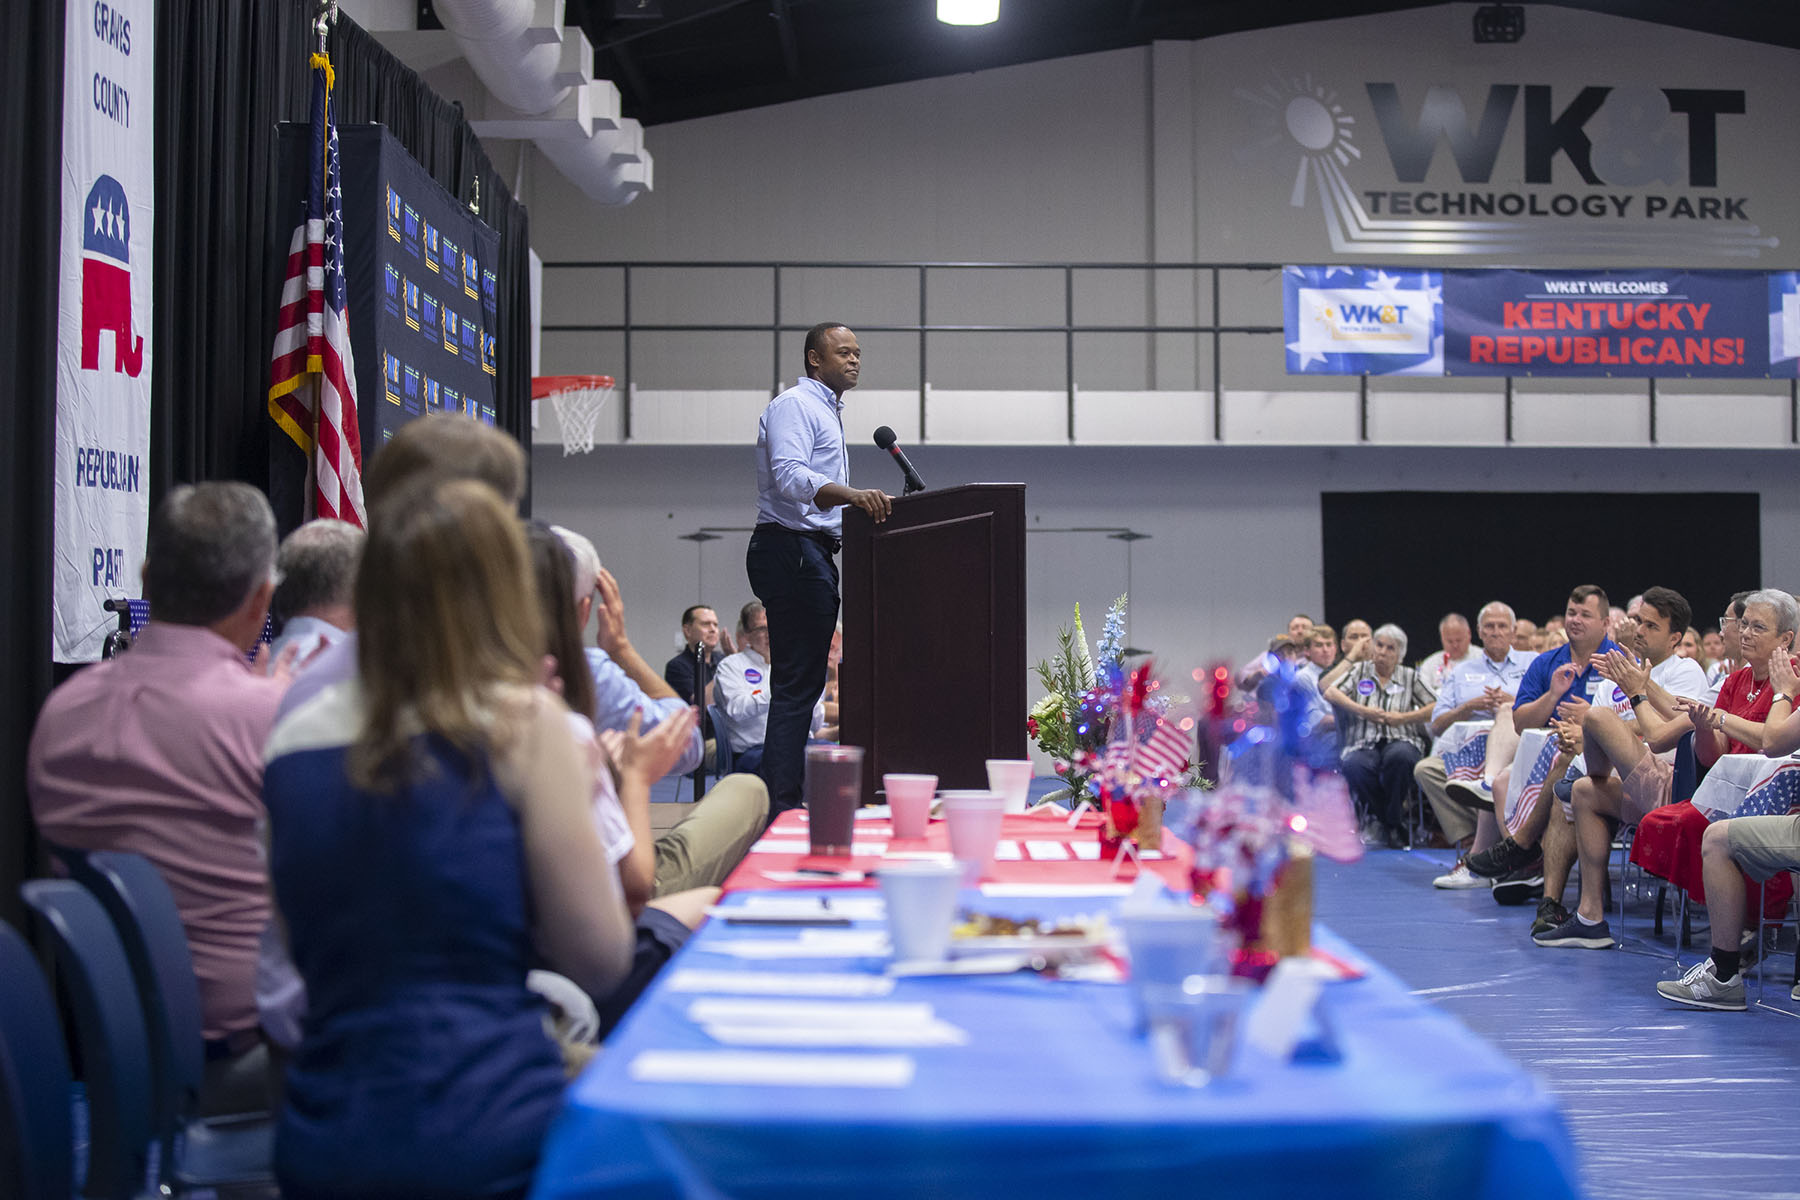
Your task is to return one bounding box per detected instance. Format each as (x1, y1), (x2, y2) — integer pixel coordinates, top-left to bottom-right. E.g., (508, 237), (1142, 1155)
(708, 702), (736, 775)
(20, 880), (153, 1200)
(0, 921), (74, 1200)
(83, 852), (273, 1193)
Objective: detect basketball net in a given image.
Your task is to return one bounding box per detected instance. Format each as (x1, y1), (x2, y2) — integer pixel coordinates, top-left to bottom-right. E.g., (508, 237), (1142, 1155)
(533, 375), (615, 456)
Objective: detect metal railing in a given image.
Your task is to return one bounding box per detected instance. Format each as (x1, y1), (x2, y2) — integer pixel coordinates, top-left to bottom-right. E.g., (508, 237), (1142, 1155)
(540, 259), (1286, 442)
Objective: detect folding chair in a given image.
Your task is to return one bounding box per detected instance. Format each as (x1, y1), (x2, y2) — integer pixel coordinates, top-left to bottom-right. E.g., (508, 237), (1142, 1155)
(82, 853), (273, 1193)
(0, 922), (74, 1200)
(708, 702), (736, 776)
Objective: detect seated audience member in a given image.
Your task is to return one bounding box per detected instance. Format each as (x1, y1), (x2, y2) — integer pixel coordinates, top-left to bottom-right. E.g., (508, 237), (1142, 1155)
(1511, 587), (1709, 947)
(1655, 808), (1800, 1010)
(1319, 618), (1373, 692)
(1267, 635), (1337, 760)
(1512, 618), (1538, 654)
(30, 483), (290, 1113)
(1288, 612), (1315, 640)
(529, 526), (718, 1033)
(663, 604), (725, 708)
(1701, 626), (1727, 676)
(278, 413), (529, 718)
(1238, 613), (1316, 690)
(555, 527), (770, 891)
(715, 601), (824, 776)
(1452, 585), (1624, 905)
(269, 518), (363, 664)
(1325, 623), (1435, 848)
(1417, 612), (1477, 691)
(1415, 601), (1534, 888)
(822, 622), (843, 732)
(1677, 627), (1700, 660)
(1627, 589), (1799, 930)
(265, 478), (636, 1200)
(1705, 593), (1752, 693)
(1307, 624), (1338, 673)
(1544, 614), (1566, 641)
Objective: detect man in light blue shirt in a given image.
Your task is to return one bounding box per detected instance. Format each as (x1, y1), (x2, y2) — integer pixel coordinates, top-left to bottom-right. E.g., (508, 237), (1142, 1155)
(746, 323), (893, 813)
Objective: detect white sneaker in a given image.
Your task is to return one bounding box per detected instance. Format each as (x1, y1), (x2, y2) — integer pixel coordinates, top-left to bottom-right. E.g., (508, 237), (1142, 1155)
(1432, 861), (1487, 890)
(1655, 958), (1746, 1011)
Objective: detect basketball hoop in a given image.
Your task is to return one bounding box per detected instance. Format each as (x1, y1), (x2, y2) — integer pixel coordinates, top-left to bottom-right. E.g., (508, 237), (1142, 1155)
(532, 374), (615, 455)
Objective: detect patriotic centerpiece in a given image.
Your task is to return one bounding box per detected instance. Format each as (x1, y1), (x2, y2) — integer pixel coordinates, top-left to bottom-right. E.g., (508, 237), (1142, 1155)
(1027, 595), (1130, 806)
(1168, 661), (1362, 977)
(1075, 659), (1195, 860)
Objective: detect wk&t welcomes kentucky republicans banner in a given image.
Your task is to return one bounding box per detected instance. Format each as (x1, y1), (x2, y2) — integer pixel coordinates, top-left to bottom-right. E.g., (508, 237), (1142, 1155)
(1287, 267), (1800, 379)
(54, 0), (153, 662)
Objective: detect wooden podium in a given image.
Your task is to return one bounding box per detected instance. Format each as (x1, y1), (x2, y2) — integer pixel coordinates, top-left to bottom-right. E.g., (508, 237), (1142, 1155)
(840, 483), (1027, 798)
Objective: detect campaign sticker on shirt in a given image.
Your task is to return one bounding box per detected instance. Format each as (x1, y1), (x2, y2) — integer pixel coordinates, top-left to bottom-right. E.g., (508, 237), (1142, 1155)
(1357, 678), (1376, 696)
(1614, 687), (1626, 703)
(745, 668), (763, 684)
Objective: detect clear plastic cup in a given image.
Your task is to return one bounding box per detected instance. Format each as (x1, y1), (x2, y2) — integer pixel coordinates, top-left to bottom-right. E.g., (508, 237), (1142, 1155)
(883, 773), (938, 839)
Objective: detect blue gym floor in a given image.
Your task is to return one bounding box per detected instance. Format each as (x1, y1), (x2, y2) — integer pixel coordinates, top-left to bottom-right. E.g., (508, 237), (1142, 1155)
(1316, 845), (1800, 1200)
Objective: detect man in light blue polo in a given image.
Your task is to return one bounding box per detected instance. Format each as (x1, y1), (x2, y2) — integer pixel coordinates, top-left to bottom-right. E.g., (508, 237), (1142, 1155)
(747, 323), (892, 814)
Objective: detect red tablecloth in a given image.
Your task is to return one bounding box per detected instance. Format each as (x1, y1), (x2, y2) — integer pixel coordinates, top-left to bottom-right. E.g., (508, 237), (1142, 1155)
(721, 808), (1193, 893)
(1628, 800), (1791, 917)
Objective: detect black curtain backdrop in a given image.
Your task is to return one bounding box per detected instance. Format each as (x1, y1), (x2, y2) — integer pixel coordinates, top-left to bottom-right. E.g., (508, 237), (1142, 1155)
(1321, 491), (1763, 654)
(154, 0), (533, 505)
(0, 0), (65, 928)
(0, 0), (533, 911)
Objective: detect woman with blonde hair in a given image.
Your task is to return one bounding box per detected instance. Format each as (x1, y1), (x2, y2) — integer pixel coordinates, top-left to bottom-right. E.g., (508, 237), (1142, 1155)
(264, 478), (635, 1200)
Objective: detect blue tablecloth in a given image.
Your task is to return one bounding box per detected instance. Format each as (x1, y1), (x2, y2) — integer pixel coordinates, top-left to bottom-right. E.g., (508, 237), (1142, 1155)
(531, 891), (1581, 1200)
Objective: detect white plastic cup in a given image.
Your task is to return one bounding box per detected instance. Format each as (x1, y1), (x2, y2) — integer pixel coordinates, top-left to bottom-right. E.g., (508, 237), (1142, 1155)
(883, 773), (938, 839)
(985, 759), (1034, 814)
(877, 860), (965, 964)
(939, 790), (1006, 882)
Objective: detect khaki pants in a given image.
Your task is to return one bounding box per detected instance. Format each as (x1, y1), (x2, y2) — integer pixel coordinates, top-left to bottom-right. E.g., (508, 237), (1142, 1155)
(654, 772), (769, 894)
(1415, 754), (1481, 846)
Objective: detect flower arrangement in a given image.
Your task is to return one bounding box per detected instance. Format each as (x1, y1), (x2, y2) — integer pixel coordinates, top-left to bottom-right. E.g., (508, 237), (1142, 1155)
(1028, 595), (1128, 806)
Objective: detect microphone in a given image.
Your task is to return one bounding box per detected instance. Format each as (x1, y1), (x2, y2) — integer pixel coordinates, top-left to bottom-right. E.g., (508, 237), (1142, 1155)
(872, 426), (926, 495)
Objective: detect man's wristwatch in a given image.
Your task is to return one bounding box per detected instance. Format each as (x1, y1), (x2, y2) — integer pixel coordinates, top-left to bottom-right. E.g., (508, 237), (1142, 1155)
(1628, 693), (1647, 709)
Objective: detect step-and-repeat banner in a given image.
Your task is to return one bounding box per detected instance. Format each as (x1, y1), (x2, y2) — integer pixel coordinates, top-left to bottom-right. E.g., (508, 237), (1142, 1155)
(54, 1), (153, 662)
(1286, 266), (1800, 378)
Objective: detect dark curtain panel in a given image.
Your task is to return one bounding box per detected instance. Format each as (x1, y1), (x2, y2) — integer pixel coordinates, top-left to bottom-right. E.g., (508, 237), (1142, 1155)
(153, 0), (531, 506)
(0, 0), (65, 925)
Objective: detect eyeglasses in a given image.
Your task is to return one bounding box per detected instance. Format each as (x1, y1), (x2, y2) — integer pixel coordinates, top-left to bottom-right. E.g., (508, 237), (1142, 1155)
(747, 625), (769, 635)
(1744, 621), (1778, 637)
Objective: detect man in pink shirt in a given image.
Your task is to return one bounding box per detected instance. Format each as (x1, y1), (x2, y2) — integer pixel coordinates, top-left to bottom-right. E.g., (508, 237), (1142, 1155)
(29, 481), (288, 1111)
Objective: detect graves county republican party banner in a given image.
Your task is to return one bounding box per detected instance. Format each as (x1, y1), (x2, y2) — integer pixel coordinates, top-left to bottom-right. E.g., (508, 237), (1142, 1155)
(1286, 267), (1795, 379)
(54, 0), (152, 662)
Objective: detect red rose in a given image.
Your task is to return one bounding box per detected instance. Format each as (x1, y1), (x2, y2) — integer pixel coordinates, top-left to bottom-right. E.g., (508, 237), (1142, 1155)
(1026, 717), (1040, 737)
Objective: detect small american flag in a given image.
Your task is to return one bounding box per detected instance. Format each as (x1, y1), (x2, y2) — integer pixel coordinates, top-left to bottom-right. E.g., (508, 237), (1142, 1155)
(1441, 732), (1489, 782)
(1733, 762), (1800, 819)
(1290, 766), (1364, 862)
(1506, 737), (1559, 835)
(268, 52), (366, 527)
(1100, 713), (1191, 783)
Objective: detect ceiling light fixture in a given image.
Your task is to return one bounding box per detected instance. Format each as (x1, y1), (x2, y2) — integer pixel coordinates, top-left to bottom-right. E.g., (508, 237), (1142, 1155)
(937, 0), (998, 26)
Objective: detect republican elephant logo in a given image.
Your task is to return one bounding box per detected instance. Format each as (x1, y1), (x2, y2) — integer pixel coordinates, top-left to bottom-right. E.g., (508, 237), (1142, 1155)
(80, 175), (144, 378)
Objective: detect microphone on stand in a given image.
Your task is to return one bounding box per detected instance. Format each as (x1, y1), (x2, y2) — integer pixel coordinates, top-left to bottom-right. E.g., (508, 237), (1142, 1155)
(872, 426), (926, 495)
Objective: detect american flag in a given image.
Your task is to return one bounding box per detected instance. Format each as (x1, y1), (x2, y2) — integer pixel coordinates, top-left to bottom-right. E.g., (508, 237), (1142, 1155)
(1733, 762), (1800, 819)
(1099, 712), (1191, 783)
(268, 53), (366, 527)
(1289, 766), (1364, 862)
(1506, 737), (1559, 835)
(1441, 731), (1490, 782)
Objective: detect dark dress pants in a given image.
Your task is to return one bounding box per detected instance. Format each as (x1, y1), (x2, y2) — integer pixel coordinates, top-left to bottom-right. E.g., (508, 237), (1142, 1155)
(745, 524), (839, 814)
(1339, 740), (1421, 832)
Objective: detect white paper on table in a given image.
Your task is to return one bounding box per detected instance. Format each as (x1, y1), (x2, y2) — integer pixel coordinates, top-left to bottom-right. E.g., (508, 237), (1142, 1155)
(628, 1050), (916, 1088)
(1245, 957), (1331, 1061)
(993, 840), (1023, 860)
(687, 998), (936, 1027)
(694, 930), (890, 959)
(1068, 840), (1101, 861)
(856, 806), (891, 820)
(1138, 849), (1166, 861)
(760, 870), (868, 884)
(1023, 840), (1070, 861)
(665, 969), (895, 997)
(880, 850), (954, 865)
(979, 882), (1133, 898)
(701, 1021), (967, 1048)
(750, 838), (812, 854)
(850, 842), (889, 856)
(713, 895), (886, 921)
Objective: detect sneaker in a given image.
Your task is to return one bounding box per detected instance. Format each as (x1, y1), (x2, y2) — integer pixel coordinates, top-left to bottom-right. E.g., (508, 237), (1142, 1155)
(1466, 835), (1536, 879)
(1655, 958), (1746, 1011)
(1432, 860), (1487, 890)
(1791, 982), (1799, 1003)
(1490, 859), (1545, 906)
(1444, 778), (1493, 811)
(1531, 896), (1571, 936)
(1533, 912), (1615, 949)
